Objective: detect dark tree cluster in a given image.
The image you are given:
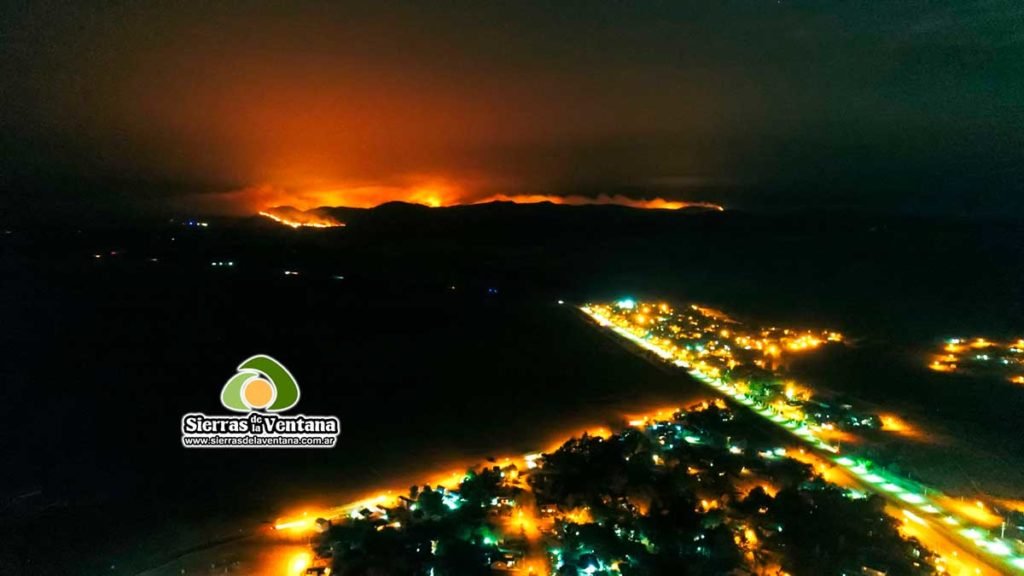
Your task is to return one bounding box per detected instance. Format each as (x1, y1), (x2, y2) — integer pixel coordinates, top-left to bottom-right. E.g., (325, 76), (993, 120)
(314, 403), (936, 575)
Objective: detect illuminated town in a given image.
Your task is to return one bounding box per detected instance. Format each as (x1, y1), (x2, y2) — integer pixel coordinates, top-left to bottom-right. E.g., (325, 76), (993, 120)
(576, 300), (1024, 575)
(927, 338), (1024, 386)
(266, 301), (1024, 575)
(276, 401), (938, 576)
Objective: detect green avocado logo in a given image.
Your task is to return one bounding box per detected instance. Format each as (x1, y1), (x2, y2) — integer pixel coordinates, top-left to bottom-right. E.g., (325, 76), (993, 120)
(220, 355), (300, 412)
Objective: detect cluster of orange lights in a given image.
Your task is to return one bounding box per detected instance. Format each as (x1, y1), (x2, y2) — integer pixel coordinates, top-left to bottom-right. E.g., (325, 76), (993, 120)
(878, 413), (925, 440)
(927, 337), (1024, 385)
(594, 302), (940, 448)
(607, 302), (842, 379)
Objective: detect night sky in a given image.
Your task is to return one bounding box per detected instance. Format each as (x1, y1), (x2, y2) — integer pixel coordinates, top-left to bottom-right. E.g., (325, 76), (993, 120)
(2, 1), (1022, 219)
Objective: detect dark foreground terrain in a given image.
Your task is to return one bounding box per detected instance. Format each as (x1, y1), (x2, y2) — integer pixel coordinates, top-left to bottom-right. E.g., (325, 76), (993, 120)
(1, 202), (1022, 573)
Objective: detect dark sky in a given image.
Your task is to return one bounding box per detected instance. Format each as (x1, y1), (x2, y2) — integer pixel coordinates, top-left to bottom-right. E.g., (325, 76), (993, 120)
(2, 0), (1022, 219)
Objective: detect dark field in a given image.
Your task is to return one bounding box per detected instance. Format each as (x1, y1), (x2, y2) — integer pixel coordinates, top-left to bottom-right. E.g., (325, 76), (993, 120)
(1, 233), (708, 573)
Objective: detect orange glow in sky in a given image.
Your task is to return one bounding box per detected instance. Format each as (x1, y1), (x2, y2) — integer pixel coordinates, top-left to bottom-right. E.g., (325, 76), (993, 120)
(215, 180), (465, 213)
(209, 180), (724, 216)
(473, 193), (724, 211)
